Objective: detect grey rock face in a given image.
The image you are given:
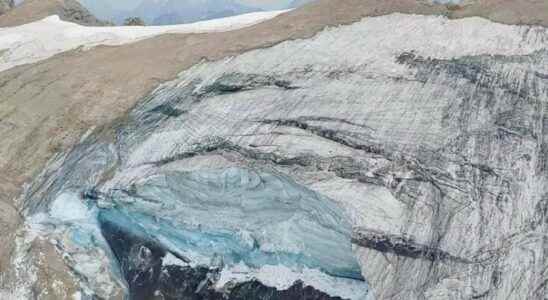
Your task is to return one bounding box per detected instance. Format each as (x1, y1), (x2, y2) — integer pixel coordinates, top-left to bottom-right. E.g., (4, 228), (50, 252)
(0, 0), (14, 15)
(59, 0), (110, 25)
(13, 13), (548, 300)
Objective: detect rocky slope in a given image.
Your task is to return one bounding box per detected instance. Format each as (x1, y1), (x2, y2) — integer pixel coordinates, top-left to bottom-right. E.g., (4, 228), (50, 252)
(0, 0), (14, 15)
(0, 10), (289, 72)
(2, 0), (548, 300)
(0, 0), (108, 27)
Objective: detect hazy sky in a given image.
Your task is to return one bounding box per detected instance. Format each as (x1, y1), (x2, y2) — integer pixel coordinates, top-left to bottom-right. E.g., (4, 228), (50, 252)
(236, 0), (295, 10)
(15, 0), (305, 11)
(73, 0), (309, 25)
(81, 0), (297, 11)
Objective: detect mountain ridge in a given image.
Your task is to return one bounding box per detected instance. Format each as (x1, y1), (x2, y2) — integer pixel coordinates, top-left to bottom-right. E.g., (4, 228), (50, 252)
(0, 0), (14, 15)
(2, 0), (548, 299)
(0, 0), (108, 27)
(78, 0), (261, 25)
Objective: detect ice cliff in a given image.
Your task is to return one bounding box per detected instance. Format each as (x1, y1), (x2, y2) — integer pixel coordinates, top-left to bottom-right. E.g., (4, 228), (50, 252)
(12, 12), (548, 300)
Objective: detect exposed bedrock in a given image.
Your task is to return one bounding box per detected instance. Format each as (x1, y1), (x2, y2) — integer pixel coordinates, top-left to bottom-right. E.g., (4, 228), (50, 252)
(0, 0), (110, 26)
(0, 0), (13, 15)
(13, 13), (548, 300)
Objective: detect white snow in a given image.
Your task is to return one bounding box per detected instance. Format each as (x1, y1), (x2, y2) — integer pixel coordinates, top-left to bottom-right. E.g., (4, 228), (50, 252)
(72, 292), (82, 300)
(125, 13), (548, 168)
(162, 252), (188, 267)
(0, 10), (290, 72)
(216, 263), (369, 300)
(49, 191), (93, 222)
(308, 179), (408, 236)
(21, 192), (124, 298)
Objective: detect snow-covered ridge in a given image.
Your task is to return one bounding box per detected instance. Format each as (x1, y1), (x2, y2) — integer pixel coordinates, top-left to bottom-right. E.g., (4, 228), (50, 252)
(1, 11), (546, 74)
(0, 9), (290, 72)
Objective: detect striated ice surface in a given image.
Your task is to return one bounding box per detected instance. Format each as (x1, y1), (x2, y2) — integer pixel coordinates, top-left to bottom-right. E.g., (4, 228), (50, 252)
(16, 11), (548, 300)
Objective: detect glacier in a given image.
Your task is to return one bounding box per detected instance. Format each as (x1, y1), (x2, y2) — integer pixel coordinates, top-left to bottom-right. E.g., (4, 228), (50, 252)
(34, 167), (369, 299)
(11, 11), (548, 300)
(98, 167), (363, 280)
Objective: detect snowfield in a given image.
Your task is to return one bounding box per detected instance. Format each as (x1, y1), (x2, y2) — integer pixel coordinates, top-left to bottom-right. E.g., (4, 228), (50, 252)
(0, 10), (290, 72)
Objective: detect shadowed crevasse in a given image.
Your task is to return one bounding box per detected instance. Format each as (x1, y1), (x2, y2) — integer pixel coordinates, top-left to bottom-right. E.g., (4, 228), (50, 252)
(98, 208), (350, 300)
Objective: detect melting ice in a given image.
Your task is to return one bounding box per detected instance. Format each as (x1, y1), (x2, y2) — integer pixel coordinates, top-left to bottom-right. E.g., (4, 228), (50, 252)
(44, 167), (369, 299)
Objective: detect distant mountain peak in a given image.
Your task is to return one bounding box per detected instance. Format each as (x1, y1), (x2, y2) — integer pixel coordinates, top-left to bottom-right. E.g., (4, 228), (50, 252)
(0, 0), (15, 15)
(79, 0), (260, 25)
(0, 0), (109, 27)
(134, 0), (259, 25)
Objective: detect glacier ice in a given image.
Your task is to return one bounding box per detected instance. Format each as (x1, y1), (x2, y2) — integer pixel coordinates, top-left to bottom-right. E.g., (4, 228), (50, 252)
(41, 167), (368, 299)
(101, 167), (367, 295)
(11, 9), (548, 299)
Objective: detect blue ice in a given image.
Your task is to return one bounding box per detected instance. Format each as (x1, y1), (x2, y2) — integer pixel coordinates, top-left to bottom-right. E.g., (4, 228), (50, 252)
(102, 167), (365, 280)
